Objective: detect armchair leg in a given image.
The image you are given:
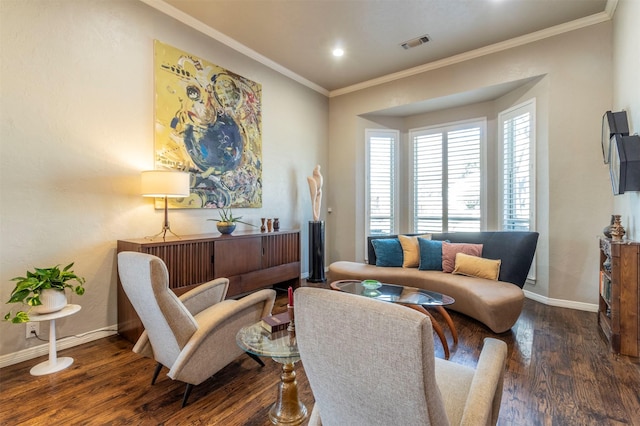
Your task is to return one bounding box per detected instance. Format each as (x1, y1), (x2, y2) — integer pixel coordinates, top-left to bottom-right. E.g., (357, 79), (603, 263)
(182, 383), (194, 408)
(246, 352), (265, 367)
(151, 362), (163, 385)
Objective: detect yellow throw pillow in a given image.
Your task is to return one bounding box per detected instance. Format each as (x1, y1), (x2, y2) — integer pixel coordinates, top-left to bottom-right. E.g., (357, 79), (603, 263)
(398, 234), (432, 268)
(452, 252), (501, 280)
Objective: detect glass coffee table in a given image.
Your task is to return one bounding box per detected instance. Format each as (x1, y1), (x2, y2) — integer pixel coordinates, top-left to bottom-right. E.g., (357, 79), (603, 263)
(236, 322), (308, 425)
(330, 280), (458, 359)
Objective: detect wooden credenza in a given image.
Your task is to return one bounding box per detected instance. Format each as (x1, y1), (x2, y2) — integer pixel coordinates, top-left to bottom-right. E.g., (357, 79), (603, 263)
(117, 230), (300, 343)
(598, 238), (640, 357)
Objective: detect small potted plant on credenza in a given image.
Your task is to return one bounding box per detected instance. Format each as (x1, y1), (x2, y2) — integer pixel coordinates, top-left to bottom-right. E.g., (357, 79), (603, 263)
(208, 207), (256, 234)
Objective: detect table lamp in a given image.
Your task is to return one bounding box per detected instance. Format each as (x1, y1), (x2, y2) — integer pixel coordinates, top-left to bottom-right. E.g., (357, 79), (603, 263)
(141, 170), (190, 240)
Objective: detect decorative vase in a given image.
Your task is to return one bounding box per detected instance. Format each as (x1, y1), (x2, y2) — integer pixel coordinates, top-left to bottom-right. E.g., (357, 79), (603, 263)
(361, 280), (382, 297)
(32, 289), (67, 314)
(273, 218), (280, 231)
(363, 288), (381, 298)
(610, 215), (626, 241)
(603, 215), (615, 238)
(267, 218), (273, 232)
(260, 218), (266, 232)
(217, 222), (236, 235)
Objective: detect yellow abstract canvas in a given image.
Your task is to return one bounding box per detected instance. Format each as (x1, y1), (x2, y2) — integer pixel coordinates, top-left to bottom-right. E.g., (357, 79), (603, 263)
(154, 40), (262, 208)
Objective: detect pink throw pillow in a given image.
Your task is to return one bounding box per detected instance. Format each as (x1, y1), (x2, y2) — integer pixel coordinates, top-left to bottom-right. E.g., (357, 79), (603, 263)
(441, 242), (483, 273)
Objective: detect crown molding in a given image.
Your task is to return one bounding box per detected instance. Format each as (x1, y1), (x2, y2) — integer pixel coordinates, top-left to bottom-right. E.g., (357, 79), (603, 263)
(605, 0), (619, 18)
(139, 0), (330, 96)
(142, 0), (615, 100)
(330, 10), (614, 97)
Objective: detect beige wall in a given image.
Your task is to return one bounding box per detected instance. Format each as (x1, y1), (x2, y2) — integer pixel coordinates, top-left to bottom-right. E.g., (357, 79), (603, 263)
(612, 0), (640, 240)
(1, 1), (633, 362)
(0, 0), (328, 357)
(327, 22), (614, 305)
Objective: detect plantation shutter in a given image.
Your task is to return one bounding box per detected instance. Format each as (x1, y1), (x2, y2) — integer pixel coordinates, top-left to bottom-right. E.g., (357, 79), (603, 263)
(412, 121), (482, 232)
(500, 100), (536, 282)
(502, 108), (532, 231)
(447, 127), (481, 231)
(366, 130), (398, 236)
(414, 132), (443, 233)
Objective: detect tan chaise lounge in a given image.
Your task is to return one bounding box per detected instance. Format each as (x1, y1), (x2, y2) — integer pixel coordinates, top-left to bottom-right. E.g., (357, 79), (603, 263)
(329, 232), (539, 333)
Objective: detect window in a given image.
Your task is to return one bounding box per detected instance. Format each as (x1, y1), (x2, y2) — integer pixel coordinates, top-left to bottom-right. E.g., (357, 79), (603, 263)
(365, 129), (399, 236)
(411, 120), (485, 233)
(500, 100), (535, 232)
(363, 103), (535, 275)
(500, 99), (536, 281)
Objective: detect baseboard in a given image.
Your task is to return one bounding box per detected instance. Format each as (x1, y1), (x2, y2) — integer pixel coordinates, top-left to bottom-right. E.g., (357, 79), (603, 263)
(0, 325), (118, 369)
(524, 290), (598, 312)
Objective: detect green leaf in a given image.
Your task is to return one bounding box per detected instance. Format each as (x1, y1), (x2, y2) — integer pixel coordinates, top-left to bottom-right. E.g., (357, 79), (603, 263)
(12, 311), (30, 323)
(26, 295), (42, 306)
(15, 278), (40, 292)
(7, 288), (31, 303)
(4, 311), (30, 323)
(235, 220), (256, 227)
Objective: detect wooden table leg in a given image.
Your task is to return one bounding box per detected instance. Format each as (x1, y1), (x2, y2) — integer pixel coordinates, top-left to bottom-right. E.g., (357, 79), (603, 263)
(404, 304), (450, 360)
(434, 305), (458, 345)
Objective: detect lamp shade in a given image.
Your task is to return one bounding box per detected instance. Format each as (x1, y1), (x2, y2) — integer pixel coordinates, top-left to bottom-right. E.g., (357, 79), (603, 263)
(141, 170), (190, 197)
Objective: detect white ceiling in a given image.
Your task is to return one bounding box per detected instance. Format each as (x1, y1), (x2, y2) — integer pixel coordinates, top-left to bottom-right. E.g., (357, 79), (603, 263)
(154, 0), (611, 97)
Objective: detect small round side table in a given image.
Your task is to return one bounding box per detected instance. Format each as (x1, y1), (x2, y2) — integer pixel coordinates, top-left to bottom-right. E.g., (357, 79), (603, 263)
(28, 304), (81, 376)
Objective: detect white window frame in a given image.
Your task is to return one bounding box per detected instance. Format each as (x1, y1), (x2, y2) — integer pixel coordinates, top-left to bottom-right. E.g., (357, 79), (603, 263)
(409, 118), (487, 233)
(499, 99), (536, 282)
(365, 129), (400, 243)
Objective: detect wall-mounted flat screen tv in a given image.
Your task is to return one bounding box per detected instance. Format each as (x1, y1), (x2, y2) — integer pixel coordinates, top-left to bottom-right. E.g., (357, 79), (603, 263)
(601, 111), (629, 164)
(609, 134), (640, 195)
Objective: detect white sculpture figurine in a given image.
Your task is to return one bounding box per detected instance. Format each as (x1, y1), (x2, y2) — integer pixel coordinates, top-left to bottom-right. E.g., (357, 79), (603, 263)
(307, 165), (323, 221)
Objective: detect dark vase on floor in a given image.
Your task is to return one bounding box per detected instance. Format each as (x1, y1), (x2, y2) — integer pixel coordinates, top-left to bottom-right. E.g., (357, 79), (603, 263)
(308, 221), (325, 283)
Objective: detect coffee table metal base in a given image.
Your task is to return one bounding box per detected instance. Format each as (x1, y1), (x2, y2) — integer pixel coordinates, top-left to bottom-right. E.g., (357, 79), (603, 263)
(236, 323), (307, 426)
(269, 361), (308, 425)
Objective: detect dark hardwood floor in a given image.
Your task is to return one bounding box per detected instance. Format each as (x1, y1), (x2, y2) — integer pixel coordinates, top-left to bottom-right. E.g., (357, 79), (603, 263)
(1, 285), (639, 425)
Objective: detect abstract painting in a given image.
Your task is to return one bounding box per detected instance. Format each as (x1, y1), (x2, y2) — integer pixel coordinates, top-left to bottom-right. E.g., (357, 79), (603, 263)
(153, 40), (262, 208)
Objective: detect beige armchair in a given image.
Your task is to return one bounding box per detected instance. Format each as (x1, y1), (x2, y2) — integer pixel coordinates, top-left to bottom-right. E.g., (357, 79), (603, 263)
(294, 287), (507, 426)
(117, 251), (276, 407)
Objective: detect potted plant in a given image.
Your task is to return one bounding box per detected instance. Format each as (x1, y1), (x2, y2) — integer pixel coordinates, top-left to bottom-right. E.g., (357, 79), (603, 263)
(4, 263), (86, 323)
(207, 207), (256, 234)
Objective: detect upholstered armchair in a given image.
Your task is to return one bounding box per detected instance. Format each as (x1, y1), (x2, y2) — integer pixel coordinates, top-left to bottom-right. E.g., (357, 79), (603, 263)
(294, 287), (508, 426)
(117, 251), (276, 407)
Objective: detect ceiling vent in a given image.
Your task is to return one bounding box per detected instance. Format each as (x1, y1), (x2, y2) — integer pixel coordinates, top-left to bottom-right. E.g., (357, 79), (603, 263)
(401, 34), (430, 50)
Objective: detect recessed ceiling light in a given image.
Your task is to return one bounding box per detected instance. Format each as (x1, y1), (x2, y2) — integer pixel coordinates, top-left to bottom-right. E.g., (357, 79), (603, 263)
(332, 48), (344, 57)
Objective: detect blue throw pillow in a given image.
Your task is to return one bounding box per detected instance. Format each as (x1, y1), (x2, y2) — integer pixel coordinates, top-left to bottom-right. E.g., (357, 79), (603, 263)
(418, 238), (444, 271)
(371, 238), (403, 267)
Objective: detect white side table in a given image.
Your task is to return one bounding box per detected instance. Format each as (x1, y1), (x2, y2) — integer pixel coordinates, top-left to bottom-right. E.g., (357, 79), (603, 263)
(28, 304), (81, 376)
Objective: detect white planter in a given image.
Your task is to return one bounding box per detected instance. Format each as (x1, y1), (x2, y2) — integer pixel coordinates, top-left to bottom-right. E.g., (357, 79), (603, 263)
(32, 289), (67, 314)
